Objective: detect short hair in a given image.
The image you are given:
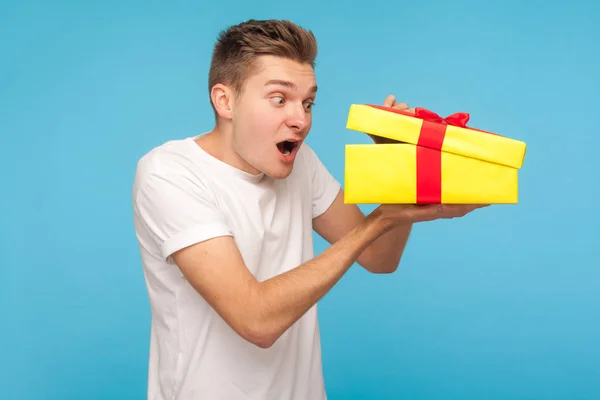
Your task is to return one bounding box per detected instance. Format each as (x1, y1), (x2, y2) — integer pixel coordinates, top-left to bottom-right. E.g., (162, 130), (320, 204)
(208, 19), (318, 112)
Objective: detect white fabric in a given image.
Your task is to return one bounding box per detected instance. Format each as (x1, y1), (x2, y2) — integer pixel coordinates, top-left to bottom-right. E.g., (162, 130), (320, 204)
(132, 134), (341, 400)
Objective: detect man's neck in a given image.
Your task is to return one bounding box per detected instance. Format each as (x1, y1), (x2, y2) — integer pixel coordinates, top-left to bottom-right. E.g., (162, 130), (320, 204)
(194, 125), (261, 176)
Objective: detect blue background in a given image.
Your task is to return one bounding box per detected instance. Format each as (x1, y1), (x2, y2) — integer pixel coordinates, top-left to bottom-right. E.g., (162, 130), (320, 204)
(1, 0), (599, 399)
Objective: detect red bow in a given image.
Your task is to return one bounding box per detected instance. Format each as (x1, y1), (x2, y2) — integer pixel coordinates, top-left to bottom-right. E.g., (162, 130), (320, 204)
(413, 107), (470, 128)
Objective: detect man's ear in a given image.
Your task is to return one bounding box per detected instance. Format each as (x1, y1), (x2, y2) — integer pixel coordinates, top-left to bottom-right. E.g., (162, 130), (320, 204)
(210, 83), (235, 120)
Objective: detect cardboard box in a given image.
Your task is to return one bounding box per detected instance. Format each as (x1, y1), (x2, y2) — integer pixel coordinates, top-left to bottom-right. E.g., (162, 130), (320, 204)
(344, 104), (527, 204)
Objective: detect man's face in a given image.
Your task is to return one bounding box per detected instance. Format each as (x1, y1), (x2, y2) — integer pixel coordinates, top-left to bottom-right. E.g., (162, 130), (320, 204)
(230, 55), (317, 179)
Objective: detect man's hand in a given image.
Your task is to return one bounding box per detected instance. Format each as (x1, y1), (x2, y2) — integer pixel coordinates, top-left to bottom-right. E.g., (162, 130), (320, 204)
(375, 203), (489, 228)
(367, 94), (414, 144)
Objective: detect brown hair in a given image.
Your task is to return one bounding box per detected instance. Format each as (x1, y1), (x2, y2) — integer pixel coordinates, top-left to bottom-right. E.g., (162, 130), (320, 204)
(208, 19), (318, 111)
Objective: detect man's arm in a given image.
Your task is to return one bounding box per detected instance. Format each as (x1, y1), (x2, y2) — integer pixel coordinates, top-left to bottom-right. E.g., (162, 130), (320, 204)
(312, 189), (412, 274)
(172, 208), (392, 349)
(172, 200), (483, 349)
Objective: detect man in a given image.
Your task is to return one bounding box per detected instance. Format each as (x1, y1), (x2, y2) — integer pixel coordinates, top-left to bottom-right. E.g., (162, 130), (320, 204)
(132, 19), (486, 400)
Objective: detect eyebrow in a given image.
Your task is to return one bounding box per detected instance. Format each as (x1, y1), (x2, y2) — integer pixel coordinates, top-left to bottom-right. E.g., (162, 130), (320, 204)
(265, 79), (318, 93)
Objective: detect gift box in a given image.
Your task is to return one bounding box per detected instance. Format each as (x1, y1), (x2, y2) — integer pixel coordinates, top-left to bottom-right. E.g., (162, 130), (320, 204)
(344, 104), (527, 204)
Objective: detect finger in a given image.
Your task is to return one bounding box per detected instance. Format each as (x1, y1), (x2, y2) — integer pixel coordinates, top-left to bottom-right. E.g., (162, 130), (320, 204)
(401, 203), (488, 223)
(406, 204), (442, 221)
(383, 94), (396, 107)
(434, 204), (460, 218)
(393, 105), (415, 114)
(462, 204), (490, 211)
(440, 204), (488, 217)
(392, 102), (410, 110)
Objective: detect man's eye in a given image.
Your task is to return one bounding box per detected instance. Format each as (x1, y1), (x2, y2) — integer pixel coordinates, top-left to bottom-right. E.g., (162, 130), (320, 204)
(270, 97), (284, 105)
(304, 101), (315, 110)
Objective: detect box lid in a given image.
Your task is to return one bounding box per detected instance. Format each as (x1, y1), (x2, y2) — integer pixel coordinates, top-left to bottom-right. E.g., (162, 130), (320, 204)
(346, 104), (527, 169)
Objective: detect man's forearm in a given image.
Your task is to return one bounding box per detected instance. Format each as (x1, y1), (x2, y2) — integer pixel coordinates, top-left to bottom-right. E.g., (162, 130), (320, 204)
(247, 209), (391, 347)
(357, 219), (413, 274)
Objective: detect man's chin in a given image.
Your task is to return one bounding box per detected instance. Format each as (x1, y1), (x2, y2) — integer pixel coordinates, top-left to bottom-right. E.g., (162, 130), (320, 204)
(264, 163), (294, 180)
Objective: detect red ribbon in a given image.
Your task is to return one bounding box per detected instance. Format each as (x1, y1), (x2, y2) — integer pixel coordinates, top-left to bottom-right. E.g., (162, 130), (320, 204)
(367, 104), (472, 204)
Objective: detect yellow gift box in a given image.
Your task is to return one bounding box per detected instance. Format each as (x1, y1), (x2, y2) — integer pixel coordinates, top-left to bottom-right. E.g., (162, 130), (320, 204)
(344, 104), (527, 204)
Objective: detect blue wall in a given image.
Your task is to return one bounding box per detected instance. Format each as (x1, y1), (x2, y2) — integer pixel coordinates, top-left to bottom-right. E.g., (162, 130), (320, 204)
(1, 1), (599, 399)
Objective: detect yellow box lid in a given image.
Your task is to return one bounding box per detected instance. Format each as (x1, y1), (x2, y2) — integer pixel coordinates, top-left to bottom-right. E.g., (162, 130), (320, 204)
(346, 104), (527, 169)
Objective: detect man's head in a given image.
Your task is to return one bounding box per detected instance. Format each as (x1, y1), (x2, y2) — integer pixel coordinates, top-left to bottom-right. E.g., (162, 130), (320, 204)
(207, 19), (318, 179)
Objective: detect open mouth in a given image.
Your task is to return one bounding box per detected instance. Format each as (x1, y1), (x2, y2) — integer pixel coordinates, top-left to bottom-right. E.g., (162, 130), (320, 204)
(276, 140), (299, 156)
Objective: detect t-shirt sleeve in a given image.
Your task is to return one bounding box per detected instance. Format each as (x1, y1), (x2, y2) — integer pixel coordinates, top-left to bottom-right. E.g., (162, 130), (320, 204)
(302, 144), (342, 218)
(133, 170), (232, 262)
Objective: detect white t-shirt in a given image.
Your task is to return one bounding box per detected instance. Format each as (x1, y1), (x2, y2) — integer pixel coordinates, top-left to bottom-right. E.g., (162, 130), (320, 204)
(132, 134), (341, 400)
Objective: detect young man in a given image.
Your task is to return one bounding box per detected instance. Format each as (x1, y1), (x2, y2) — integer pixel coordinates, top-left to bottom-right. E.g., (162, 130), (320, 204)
(132, 19), (486, 400)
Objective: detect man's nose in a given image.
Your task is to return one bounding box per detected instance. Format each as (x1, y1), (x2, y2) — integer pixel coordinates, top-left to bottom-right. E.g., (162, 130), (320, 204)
(285, 104), (309, 131)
